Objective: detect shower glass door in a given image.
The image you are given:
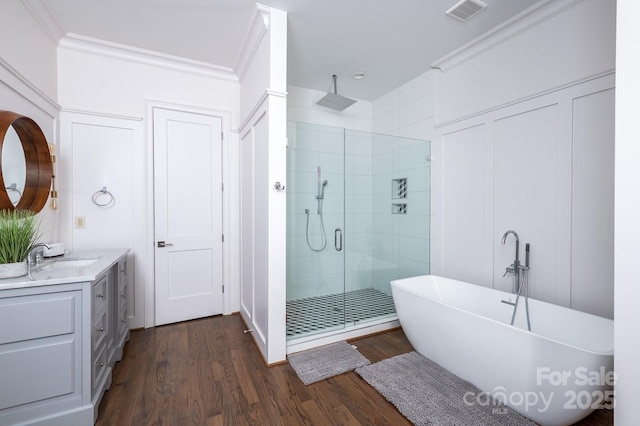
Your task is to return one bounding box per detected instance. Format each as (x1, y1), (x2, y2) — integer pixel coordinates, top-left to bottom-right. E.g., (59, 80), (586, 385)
(286, 122), (346, 339)
(286, 121), (431, 341)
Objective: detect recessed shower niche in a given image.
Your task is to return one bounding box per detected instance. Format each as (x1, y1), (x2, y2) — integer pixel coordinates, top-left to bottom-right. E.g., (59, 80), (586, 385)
(286, 121), (431, 345)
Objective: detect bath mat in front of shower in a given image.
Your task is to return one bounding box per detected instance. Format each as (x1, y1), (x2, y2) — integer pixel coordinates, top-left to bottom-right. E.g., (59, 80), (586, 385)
(356, 351), (536, 426)
(287, 341), (371, 385)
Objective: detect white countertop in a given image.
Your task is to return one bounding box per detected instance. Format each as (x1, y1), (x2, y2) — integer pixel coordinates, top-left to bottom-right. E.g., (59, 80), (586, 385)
(0, 248), (130, 290)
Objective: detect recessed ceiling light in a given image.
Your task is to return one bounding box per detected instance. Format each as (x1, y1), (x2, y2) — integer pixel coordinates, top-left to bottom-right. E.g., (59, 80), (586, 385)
(352, 71), (366, 80)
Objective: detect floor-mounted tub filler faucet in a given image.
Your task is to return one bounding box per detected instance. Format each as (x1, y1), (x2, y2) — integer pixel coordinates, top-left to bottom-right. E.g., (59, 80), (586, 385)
(501, 230), (531, 331)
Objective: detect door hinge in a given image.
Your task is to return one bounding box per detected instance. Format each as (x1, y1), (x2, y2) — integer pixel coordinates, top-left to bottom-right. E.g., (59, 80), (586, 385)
(221, 182), (224, 191)
(221, 131), (224, 141)
(222, 285), (225, 293)
(222, 234), (224, 242)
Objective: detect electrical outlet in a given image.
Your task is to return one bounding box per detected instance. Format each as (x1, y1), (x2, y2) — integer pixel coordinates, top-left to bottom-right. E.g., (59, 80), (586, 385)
(75, 216), (86, 229)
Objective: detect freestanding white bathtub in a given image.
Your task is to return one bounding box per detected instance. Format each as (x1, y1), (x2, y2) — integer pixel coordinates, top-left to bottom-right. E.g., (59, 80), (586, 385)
(391, 275), (614, 426)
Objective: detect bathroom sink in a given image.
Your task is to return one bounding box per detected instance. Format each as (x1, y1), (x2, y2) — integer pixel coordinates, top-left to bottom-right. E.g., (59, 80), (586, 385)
(39, 258), (99, 269)
(51, 259), (98, 268)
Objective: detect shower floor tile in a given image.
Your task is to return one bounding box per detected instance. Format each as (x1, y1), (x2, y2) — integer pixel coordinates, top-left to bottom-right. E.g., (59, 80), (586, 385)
(286, 288), (396, 338)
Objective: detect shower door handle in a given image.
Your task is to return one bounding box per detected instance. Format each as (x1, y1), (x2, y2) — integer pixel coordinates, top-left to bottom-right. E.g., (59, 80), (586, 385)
(334, 228), (343, 252)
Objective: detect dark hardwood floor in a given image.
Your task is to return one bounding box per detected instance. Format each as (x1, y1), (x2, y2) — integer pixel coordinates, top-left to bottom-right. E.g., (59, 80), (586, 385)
(96, 314), (613, 425)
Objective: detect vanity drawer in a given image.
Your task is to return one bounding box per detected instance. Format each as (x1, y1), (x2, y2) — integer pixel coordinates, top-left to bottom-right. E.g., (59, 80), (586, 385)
(92, 275), (108, 313)
(92, 343), (108, 390)
(92, 309), (108, 352)
(0, 292), (77, 345)
(118, 307), (128, 338)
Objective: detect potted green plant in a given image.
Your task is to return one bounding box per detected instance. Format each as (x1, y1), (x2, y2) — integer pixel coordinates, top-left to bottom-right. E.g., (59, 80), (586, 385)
(0, 209), (42, 279)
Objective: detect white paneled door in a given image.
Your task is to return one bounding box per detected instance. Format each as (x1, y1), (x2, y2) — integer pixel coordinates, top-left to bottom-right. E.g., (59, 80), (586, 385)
(153, 108), (223, 326)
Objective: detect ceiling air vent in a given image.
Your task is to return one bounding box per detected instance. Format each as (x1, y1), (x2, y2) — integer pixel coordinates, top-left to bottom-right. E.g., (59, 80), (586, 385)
(446, 0), (487, 22)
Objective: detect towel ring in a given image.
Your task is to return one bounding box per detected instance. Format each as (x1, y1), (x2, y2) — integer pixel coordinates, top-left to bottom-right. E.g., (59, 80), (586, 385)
(92, 187), (114, 207)
(5, 183), (22, 196)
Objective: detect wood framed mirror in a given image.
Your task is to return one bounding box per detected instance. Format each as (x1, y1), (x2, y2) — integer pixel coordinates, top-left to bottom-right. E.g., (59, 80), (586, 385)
(0, 111), (53, 212)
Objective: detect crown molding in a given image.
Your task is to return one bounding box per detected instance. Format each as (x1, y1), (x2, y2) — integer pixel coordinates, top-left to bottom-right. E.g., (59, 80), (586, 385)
(431, 0), (584, 72)
(0, 57), (60, 117)
(434, 69), (614, 129)
(20, 0), (66, 45)
(234, 5), (272, 83)
(239, 89), (287, 133)
(59, 33), (239, 82)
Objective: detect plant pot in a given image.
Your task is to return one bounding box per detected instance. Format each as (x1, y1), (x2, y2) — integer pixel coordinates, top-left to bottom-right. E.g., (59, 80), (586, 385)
(0, 261), (28, 279)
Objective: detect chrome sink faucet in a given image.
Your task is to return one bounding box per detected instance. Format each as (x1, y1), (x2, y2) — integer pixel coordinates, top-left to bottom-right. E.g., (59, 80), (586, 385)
(27, 243), (51, 267)
(27, 243), (52, 281)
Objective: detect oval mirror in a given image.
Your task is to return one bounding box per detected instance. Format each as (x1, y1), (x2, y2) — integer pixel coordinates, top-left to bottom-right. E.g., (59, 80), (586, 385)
(0, 111), (53, 212)
(2, 126), (26, 205)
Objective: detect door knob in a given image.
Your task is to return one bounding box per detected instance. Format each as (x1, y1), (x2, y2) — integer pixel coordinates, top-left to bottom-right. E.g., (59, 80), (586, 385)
(157, 241), (174, 248)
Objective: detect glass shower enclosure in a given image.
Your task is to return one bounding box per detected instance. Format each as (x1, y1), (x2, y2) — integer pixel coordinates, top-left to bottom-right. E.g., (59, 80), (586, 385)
(286, 122), (431, 342)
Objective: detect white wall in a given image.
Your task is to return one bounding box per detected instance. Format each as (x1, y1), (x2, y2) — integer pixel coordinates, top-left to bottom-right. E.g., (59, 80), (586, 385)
(239, 6), (288, 364)
(57, 36), (241, 329)
(435, 0), (616, 125)
(614, 0), (640, 423)
(0, 2), (59, 244)
(432, 0), (615, 318)
(0, 1), (58, 102)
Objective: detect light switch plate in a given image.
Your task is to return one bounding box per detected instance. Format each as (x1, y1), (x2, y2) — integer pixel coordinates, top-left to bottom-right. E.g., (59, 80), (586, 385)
(75, 216), (86, 229)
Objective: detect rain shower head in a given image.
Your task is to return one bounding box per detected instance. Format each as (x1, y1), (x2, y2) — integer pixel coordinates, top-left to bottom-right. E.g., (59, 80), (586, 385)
(316, 75), (357, 111)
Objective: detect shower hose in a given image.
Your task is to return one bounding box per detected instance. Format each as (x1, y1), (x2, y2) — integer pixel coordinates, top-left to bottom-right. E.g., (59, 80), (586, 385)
(305, 208), (326, 251)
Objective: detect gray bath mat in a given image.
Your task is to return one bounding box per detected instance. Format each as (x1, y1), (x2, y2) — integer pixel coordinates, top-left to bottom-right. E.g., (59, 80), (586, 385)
(356, 351), (536, 426)
(288, 341), (371, 385)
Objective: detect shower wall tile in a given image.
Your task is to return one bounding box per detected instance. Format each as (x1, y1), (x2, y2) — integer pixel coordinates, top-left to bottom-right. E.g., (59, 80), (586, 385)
(394, 214), (429, 238)
(345, 133), (371, 156)
(400, 95), (436, 129)
(371, 173), (392, 196)
(287, 76), (433, 303)
(396, 258), (430, 280)
(396, 235), (429, 263)
(371, 134), (397, 155)
(403, 168), (430, 192)
(317, 132), (344, 155)
(372, 212), (392, 232)
(287, 85), (374, 134)
(286, 254), (318, 278)
(353, 155), (371, 175)
(318, 152), (344, 174)
(372, 153), (393, 175)
(286, 214), (309, 237)
(373, 90), (401, 119)
(400, 116), (435, 141)
(354, 175), (371, 194)
(288, 85), (322, 106)
(353, 117), (373, 133)
(287, 106), (319, 127)
(407, 191), (430, 215)
(289, 150), (319, 172)
(399, 72), (436, 105)
(353, 99), (373, 119)
(373, 108), (401, 136)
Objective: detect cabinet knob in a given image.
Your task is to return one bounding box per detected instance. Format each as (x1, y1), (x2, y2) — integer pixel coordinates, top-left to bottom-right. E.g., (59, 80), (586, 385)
(97, 327), (104, 333)
(97, 362), (104, 367)
(96, 293), (104, 299)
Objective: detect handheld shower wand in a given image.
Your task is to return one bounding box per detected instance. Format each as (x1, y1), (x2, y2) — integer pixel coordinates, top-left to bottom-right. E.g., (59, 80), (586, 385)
(306, 166), (328, 251)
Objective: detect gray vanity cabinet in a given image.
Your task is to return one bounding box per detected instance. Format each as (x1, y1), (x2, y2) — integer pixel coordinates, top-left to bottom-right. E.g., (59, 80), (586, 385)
(112, 258), (129, 363)
(0, 287), (83, 424)
(0, 250), (129, 425)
